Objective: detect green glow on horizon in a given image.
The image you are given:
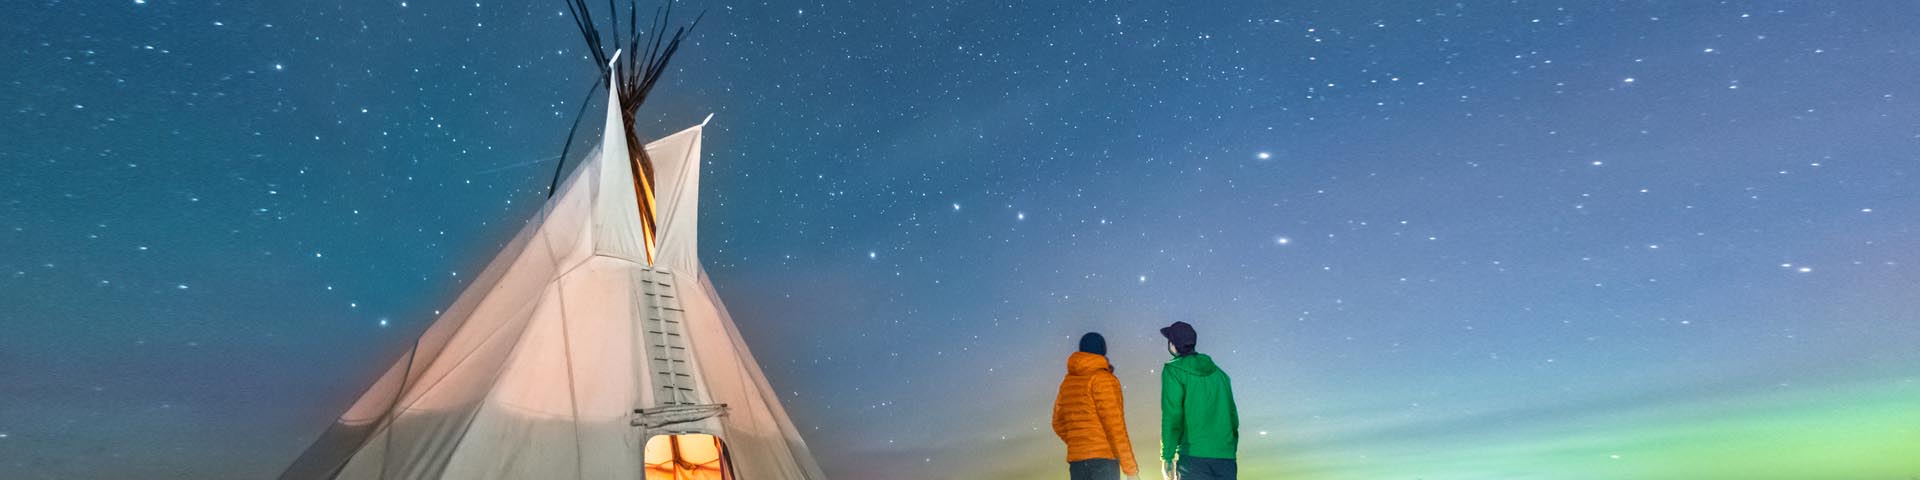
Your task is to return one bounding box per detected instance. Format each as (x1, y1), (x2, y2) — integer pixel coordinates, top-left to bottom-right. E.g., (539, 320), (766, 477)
(1242, 380), (1920, 479)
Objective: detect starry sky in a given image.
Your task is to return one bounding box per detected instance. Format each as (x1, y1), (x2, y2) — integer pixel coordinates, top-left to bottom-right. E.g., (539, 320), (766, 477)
(4, 1), (1919, 479)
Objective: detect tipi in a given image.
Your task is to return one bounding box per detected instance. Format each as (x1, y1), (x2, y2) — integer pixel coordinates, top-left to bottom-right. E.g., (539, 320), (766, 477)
(280, 52), (826, 479)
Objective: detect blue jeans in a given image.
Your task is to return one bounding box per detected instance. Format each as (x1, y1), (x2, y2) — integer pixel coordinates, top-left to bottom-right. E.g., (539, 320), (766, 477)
(1177, 456), (1237, 480)
(1069, 458), (1119, 480)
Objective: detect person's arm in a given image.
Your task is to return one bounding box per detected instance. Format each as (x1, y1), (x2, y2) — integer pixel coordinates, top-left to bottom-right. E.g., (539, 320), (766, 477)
(1092, 373), (1139, 476)
(1159, 368), (1185, 465)
(1229, 380), (1239, 440)
(1052, 384), (1069, 441)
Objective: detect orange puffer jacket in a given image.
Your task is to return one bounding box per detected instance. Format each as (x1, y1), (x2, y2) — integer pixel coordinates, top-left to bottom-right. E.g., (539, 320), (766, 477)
(1051, 351), (1138, 475)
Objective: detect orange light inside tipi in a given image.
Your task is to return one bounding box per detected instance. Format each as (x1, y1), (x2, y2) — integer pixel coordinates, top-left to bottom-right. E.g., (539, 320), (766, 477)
(644, 434), (731, 480)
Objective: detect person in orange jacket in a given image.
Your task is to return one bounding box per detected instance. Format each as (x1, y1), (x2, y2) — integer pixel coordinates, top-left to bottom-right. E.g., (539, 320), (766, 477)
(1052, 332), (1141, 480)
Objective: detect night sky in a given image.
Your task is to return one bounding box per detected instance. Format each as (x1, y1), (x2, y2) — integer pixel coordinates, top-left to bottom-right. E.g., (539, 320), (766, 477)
(4, 1), (1919, 479)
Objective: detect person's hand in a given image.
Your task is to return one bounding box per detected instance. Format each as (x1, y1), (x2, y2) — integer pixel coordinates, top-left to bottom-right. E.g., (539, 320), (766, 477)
(1160, 465), (1178, 480)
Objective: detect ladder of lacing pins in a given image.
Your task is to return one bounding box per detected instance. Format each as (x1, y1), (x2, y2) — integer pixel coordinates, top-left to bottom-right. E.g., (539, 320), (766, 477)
(633, 267), (728, 433)
(642, 267), (698, 406)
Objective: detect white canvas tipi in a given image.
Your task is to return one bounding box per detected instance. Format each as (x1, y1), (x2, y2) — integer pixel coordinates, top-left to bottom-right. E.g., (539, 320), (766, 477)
(282, 59), (826, 480)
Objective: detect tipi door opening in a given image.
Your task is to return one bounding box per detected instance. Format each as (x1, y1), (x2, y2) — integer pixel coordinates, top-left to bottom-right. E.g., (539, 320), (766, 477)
(644, 434), (734, 480)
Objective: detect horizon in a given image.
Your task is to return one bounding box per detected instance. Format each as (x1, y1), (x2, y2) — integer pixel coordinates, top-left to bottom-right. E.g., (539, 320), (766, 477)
(3, 1), (1918, 478)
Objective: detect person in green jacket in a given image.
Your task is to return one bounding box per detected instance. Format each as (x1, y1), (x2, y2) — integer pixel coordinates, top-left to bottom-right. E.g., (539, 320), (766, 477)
(1158, 321), (1238, 480)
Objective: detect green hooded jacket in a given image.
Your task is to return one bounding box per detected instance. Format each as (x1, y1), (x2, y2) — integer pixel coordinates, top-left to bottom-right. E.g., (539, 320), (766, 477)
(1160, 353), (1238, 463)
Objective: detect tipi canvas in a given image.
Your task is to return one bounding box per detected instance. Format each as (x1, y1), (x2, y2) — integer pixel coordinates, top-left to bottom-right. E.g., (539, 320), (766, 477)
(281, 61), (825, 480)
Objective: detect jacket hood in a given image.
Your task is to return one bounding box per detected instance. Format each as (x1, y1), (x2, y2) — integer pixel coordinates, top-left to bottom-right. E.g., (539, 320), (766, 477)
(1165, 353), (1220, 377)
(1067, 351), (1112, 375)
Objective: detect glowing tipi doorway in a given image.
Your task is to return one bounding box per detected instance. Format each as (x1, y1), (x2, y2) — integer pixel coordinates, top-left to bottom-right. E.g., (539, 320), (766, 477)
(645, 434), (732, 480)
